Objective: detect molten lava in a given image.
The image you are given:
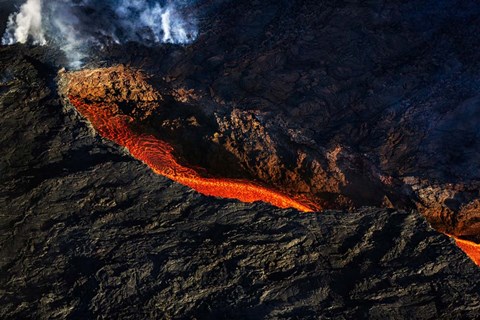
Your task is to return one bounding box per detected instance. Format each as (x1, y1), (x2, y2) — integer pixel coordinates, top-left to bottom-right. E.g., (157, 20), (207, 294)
(61, 66), (480, 267)
(65, 81), (314, 212)
(454, 237), (480, 266)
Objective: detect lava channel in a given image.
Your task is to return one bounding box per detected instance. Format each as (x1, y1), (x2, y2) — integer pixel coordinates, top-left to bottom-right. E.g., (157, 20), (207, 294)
(62, 66), (480, 267)
(67, 96), (314, 212)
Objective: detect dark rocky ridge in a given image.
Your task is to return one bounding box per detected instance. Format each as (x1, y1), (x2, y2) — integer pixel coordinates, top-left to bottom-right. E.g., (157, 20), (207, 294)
(1, 45), (480, 319)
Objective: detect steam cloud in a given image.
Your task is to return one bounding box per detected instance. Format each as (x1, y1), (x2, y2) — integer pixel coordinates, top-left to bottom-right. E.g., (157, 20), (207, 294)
(2, 0), (198, 68)
(2, 0), (46, 46)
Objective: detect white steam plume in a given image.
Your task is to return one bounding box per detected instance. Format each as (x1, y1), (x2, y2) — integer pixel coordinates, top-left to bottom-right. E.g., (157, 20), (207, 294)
(2, 0), (199, 68)
(2, 0), (46, 45)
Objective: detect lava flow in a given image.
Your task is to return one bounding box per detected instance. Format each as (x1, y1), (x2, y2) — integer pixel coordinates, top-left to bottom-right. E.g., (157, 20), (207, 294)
(61, 66), (480, 267)
(62, 66), (314, 212)
(453, 237), (480, 266)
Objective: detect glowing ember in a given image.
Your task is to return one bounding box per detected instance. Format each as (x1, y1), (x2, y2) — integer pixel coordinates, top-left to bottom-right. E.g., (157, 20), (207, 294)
(67, 96), (314, 212)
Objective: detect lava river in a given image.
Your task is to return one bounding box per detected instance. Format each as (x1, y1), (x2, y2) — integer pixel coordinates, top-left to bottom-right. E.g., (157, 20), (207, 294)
(61, 66), (479, 267)
(62, 66), (314, 213)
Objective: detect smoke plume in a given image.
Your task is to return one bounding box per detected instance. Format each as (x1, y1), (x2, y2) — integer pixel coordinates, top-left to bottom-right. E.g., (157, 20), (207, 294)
(2, 0), (198, 68)
(2, 0), (46, 46)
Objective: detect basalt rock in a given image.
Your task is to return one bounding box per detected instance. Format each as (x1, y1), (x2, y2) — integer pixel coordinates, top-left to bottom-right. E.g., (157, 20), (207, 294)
(62, 65), (163, 121)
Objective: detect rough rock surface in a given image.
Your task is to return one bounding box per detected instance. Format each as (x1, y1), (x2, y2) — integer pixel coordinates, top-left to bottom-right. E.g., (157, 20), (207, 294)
(62, 65), (163, 121)
(1, 45), (480, 320)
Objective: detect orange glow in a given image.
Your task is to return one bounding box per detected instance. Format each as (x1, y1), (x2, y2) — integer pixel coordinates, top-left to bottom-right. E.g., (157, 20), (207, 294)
(63, 66), (479, 268)
(69, 93), (480, 266)
(454, 237), (480, 266)
(68, 97), (315, 212)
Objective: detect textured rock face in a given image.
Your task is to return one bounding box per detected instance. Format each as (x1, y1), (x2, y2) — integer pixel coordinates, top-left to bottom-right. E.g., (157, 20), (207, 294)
(62, 65), (162, 120)
(1, 44), (480, 320)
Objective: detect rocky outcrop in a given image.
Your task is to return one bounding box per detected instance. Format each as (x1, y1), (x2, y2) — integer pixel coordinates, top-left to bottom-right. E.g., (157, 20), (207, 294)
(61, 65), (162, 121)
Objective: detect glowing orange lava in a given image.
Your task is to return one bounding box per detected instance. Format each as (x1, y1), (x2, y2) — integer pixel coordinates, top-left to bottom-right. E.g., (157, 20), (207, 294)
(68, 97), (315, 212)
(453, 237), (480, 266)
(63, 66), (479, 268)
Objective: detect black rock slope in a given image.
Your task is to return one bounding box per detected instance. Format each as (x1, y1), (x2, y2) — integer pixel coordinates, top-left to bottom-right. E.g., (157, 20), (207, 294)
(1, 46), (480, 319)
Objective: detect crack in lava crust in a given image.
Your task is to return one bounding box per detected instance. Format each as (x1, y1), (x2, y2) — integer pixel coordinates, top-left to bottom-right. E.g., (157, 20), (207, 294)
(66, 96), (314, 212)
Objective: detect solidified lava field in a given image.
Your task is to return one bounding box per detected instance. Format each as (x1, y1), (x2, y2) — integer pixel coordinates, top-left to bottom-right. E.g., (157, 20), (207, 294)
(1, 0), (480, 319)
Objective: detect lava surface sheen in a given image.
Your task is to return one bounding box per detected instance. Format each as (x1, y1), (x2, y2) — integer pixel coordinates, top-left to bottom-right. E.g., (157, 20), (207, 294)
(65, 96), (313, 213)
